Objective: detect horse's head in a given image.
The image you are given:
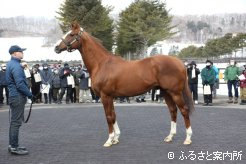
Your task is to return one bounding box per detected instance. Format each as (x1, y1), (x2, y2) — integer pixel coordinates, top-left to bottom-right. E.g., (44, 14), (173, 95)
(54, 22), (83, 53)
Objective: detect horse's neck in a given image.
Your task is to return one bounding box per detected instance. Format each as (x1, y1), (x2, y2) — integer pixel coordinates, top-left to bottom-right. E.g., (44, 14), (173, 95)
(79, 35), (109, 75)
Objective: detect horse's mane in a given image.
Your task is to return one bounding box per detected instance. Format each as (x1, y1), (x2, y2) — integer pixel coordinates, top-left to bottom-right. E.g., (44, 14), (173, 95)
(83, 31), (111, 55)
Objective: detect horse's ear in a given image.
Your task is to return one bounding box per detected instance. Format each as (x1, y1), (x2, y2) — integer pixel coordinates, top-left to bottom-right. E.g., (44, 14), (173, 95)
(71, 21), (80, 30)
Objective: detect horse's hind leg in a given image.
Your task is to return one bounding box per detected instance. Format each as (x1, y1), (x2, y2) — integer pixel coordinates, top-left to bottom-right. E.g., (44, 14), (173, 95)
(101, 94), (121, 147)
(170, 93), (192, 145)
(112, 117), (120, 145)
(163, 93), (178, 143)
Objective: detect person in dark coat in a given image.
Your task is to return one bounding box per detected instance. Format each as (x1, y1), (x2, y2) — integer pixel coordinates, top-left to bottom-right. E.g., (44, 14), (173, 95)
(73, 65), (82, 103)
(40, 63), (53, 104)
(50, 68), (61, 103)
(79, 66), (91, 103)
(57, 63), (72, 104)
(30, 66), (41, 103)
(6, 45), (33, 155)
(187, 61), (200, 104)
(31, 64), (42, 103)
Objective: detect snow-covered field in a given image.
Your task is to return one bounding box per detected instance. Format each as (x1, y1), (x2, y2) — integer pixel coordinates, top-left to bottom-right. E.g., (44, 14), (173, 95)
(0, 37), (81, 61)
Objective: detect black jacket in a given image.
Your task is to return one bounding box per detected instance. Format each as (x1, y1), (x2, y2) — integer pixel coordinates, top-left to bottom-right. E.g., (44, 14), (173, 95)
(59, 67), (72, 87)
(187, 66), (200, 84)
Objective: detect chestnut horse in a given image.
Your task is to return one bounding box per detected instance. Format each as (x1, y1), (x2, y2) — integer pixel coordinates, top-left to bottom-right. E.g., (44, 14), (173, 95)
(55, 22), (194, 147)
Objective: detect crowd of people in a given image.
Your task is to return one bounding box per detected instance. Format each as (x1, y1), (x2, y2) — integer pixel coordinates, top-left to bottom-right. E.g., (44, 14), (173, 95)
(0, 61), (101, 106)
(186, 59), (246, 106)
(2, 58), (246, 107)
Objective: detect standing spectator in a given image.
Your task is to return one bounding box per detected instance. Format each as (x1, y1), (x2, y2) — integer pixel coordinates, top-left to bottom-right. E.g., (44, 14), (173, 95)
(224, 59), (240, 103)
(21, 62), (32, 90)
(40, 63), (53, 104)
(187, 61), (200, 104)
(151, 86), (159, 102)
(30, 66), (41, 103)
(0, 63), (9, 105)
(211, 62), (219, 99)
(239, 65), (246, 105)
(201, 60), (216, 106)
(6, 45), (33, 155)
(70, 66), (76, 103)
(58, 63), (72, 104)
(73, 65), (82, 103)
(79, 66), (91, 103)
(33, 64), (42, 102)
(50, 68), (61, 103)
(22, 62), (32, 103)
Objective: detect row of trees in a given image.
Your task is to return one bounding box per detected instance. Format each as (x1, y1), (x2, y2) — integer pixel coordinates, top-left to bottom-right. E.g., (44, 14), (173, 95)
(56, 0), (175, 59)
(178, 33), (246, 58)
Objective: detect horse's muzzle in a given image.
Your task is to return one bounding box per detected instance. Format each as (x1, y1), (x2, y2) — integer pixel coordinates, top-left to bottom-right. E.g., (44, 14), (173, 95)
(54, 46), (61, 54)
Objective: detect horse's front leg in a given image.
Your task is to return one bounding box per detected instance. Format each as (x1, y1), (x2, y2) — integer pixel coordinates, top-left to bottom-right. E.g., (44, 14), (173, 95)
(101, 95), (121, 147)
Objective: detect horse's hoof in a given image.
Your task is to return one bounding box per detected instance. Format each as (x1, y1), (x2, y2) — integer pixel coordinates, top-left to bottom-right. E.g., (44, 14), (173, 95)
(183, 140), (192, 145)
(103, 142), (113, 147)
(112, 140), (119, 145)
(164, 137), (172, 143)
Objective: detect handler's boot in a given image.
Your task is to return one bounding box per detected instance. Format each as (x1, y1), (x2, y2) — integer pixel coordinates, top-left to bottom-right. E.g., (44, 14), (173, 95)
(234, 97), (238, 104)
(8, 146), (28, 155)
(227, 97), (233, 103)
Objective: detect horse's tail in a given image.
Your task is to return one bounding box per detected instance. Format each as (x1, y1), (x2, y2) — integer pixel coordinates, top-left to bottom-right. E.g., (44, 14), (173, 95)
(182, 71), (195, 115)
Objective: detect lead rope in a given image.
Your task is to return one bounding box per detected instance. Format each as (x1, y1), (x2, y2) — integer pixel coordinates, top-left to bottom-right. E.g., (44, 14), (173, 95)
(24, 100), (33, 123)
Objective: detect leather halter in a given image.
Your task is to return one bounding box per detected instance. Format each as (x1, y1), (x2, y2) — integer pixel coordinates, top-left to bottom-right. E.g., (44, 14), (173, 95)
(61, 30), (83, 52)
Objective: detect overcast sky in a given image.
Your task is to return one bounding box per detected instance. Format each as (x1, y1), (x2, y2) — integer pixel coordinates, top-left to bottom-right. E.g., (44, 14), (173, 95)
(0, 0), (245, 18)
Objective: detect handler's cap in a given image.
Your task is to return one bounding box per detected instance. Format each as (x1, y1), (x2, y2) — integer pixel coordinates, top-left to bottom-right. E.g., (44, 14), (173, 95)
(9, 45), (26, 54)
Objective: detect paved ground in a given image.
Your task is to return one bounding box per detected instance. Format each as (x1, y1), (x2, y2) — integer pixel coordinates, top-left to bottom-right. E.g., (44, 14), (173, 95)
(0, 95), (245, 164)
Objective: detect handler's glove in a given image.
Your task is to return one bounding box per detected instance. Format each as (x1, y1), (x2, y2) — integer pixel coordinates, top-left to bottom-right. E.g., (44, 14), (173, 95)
(29, 95), (36, 103)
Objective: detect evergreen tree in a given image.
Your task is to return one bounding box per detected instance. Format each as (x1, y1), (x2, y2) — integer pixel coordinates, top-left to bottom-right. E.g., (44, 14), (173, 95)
(56, 0), (114, 51)
(116, 0), (175, 58)
(178, 46), (198, 58)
